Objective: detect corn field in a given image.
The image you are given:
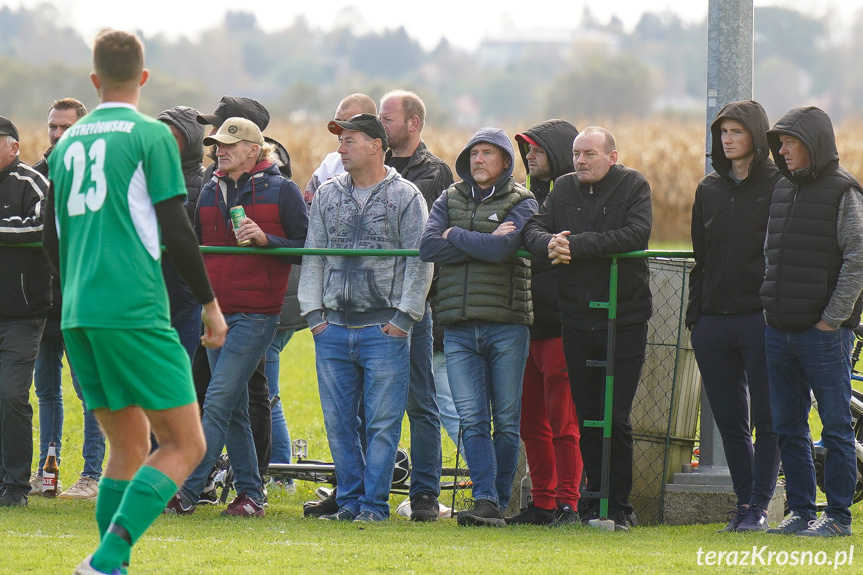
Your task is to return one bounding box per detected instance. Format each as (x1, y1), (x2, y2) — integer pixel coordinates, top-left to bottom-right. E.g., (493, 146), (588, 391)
(17, 119), (863, 245)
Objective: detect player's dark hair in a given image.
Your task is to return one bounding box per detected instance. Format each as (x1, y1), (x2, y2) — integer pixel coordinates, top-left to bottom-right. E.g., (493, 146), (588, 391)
(93, 29), (144, 85)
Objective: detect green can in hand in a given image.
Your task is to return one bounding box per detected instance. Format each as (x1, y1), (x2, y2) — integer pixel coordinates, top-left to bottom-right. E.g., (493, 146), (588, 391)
(230, 205), (252, 246)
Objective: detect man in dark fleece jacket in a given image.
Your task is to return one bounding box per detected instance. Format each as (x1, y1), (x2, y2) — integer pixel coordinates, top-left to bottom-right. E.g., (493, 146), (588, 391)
(380, 89), (454, 521)
(760, 106), (863, 537)
(523, 126), (651, 531)
(420, 128), (537, 527)
(506, 119), (583, 527)
(687, 100), (781, 533)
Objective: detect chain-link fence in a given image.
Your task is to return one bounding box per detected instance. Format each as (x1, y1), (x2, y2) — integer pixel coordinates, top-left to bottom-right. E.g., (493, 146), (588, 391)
(631, 257), (700, 525)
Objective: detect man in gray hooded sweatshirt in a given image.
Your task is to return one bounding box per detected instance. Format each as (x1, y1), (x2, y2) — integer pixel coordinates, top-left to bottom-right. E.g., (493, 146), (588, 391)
(420, 128), (537, 527)
(299, 113), (432, 523)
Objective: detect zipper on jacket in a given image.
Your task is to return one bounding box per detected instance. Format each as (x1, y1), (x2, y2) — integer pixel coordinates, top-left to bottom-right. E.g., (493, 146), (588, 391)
(21, 273), (29, 307)
(774, 183), (799, 315)
(461, 201), (482, 320)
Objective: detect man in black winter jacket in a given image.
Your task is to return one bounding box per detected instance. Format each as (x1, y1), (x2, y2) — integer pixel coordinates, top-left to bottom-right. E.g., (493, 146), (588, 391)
(506, 119), (582, 527)
(687, 100), (781, 533)
(523, 126), (651, 531)
(761, 106), (863, 537)
(0, 116), (52, 507)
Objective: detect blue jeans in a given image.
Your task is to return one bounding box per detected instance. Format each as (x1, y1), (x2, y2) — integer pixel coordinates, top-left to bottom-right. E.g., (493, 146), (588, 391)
(433, 350), (462, 450)
(315, 323), (410, 519)
(172, 304), (202, 362)
(178, 313), (278, 506)
(765, 325), (857, 524)
(444, 323), (529, 508)
(34, 336), (64, 472)
(407, 304), (441, 498)
(266, 329), (295, 464)
(70, 368), (105, 479)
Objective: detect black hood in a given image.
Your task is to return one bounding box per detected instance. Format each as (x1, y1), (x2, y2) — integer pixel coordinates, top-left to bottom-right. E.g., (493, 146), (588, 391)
(710, 100), (771, 180)
(157, 106), (205, 173)
(266, 136), (292, 179)
(766, 106), (839, 182)
(515, 119), (578, 189)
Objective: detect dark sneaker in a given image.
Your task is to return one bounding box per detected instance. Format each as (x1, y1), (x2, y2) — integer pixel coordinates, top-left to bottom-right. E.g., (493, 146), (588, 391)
(796, 514), (852, 537)
(320, 507), (358, 521)
(609, 510), (636, 532)
(222, 492), (265, 517)
(737, 505), (768, 532)
(0, 489), (27, 507)
(550, 503), (580, 527)
(197, 487), (219, 505)
(163, 494), (195, 515)
(353, 510), (386, 523)
(304, 488), (339, 517)
(718, 504), (749, 533)
(767, 511), (811, 535)
(410, 493), (440, 522)
(506, 503), (555, 526)
(457, 499), (506, 527)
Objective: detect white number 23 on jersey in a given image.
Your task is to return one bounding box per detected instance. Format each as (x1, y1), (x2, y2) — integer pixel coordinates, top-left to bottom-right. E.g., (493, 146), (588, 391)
(64, 139), (107, 216)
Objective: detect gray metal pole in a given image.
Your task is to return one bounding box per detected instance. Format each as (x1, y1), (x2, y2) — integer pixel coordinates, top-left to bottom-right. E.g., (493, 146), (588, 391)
(699, 0), (753, 474)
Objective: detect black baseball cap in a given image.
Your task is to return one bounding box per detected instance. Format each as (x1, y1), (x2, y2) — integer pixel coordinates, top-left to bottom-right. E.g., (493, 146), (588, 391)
(0, 116), (19, 141)
(196, 96), (270, 131)
(328, 113), (388, 150)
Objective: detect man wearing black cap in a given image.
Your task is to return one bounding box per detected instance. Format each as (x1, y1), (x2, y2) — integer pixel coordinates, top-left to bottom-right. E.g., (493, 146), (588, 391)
(0, 116), (52, 507)
(196, 95), (291, 181)
(298, 113), (432, 522)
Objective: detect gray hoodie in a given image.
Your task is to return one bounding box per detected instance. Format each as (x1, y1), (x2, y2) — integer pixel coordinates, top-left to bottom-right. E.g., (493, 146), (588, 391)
(298, 166), (433, 332)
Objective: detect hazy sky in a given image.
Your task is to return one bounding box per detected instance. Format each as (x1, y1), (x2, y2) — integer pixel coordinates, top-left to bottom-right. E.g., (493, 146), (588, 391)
(7, 0), (862, 50)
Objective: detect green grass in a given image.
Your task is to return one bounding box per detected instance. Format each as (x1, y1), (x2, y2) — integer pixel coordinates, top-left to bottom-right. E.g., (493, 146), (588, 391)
(4, 330), (862, 574)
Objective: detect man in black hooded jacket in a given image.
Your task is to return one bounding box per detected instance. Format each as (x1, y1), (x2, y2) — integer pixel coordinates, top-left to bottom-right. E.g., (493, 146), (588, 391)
(761, 106), (863, 537)
(687, 100), (781, 532)
(507, 120), (583, 526)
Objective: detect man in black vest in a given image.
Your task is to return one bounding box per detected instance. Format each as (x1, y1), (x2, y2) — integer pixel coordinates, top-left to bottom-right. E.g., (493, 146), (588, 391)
(523, 126), (652, 531)
(420, 129), (537, 527)
(761, 106), (863, 538)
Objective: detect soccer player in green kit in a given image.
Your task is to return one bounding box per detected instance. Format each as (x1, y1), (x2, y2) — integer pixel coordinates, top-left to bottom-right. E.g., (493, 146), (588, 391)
(42, 29), (228, 575)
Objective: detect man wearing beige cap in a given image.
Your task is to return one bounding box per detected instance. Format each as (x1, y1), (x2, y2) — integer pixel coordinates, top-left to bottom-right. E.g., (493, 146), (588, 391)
(165, 117), (308, 517)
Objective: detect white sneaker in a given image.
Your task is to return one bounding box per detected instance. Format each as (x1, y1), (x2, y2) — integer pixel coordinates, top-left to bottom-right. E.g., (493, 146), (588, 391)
(28, 472), (42, 496)
(72, 555), (122, 575)
(59, 475), (100, 500)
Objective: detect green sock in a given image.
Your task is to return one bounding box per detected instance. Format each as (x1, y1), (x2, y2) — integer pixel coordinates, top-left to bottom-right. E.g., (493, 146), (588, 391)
(96, 477), (130, 539)
(91, 466), (178, 574)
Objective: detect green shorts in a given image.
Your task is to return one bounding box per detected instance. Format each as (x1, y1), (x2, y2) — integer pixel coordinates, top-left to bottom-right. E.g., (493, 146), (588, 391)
(63, 327), (196, 411)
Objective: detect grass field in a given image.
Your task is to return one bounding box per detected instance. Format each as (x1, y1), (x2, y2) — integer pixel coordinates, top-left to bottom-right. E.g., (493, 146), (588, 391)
(3, 329), (862, 574)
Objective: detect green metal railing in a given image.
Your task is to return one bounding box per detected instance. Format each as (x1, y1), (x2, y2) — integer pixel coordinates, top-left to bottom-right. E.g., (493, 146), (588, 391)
(16, 241), (697, 523)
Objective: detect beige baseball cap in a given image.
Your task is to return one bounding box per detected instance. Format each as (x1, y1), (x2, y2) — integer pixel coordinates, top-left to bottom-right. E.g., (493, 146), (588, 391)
(203, 117), (264, 147)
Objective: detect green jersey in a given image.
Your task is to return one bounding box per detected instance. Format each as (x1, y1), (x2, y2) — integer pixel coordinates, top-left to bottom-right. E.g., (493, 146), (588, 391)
(48, 103), (186, 330)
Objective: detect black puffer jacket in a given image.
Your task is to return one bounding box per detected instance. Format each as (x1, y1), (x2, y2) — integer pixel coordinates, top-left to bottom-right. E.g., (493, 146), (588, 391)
(685, 100), (780, 328)
(515, 119), (578, 339)
(761, 106), (863, 331)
